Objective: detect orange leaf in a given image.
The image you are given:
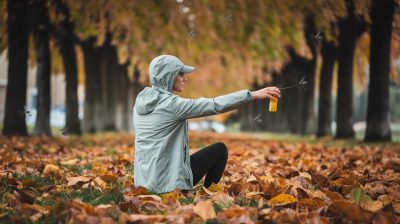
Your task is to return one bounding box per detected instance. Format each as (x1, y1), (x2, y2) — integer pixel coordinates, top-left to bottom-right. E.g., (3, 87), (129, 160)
(268, 193), (297, 206)
(193, 200), (216, 220)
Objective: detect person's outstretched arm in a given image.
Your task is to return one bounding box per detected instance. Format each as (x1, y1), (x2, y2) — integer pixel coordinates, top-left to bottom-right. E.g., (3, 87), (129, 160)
(170, 87), (280, 120)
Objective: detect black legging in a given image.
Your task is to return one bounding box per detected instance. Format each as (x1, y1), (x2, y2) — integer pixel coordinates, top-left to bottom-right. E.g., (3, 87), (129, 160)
(190, 142), (228, 188)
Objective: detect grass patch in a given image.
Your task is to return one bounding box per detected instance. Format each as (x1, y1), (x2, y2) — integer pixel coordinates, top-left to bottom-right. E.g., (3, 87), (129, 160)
(179, 197), (194, 205)
(61, 164), (93, 175)
(212, 203), (224, 213)
(14, 173), (55, 187)
(54, 186), (124, 206)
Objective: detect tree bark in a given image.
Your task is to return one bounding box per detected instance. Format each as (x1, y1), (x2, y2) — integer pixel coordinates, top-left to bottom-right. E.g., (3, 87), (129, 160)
(335, 0), (364, 139)
(81, 38), (98, 133)
(2, 0), (29, 136)
(99, 34), (118, 131)
(115, 62), (130, 132)
(32, 0), (52, 136)
(364, 0), (394, 141)
(54, 0), (81, 135)
(317, 40), (336, 137)
(129, 64), (144, 131)
(301, 15), (317, 135)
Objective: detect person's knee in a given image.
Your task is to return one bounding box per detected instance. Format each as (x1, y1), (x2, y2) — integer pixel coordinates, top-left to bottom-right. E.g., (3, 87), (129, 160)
(215, 142), (228, 159)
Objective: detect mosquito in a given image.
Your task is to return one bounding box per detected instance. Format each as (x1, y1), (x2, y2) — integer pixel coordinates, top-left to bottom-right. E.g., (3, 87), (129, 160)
(17, 105), (32, 117)
(279, 76), (307, 94)
(188, 30), (199, 38)
(250, 114), (263, 130)
(225, 15), (233, 23)
(61, 127), (69, 136)
(311, 32), (323, 47)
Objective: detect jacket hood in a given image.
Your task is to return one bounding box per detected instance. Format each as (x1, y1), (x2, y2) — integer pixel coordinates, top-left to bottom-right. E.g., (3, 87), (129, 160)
(135, 55), (185, 115)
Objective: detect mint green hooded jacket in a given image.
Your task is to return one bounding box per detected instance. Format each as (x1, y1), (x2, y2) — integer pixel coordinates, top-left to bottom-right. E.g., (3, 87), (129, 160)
(133, 55), (253, 193)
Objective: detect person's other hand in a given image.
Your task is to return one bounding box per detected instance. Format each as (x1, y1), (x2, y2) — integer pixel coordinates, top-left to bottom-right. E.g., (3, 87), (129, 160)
(250, 87), (281, 100)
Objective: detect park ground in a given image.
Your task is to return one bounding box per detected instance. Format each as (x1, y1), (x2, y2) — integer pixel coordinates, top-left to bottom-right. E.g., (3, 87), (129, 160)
(0, 131), (399, 223)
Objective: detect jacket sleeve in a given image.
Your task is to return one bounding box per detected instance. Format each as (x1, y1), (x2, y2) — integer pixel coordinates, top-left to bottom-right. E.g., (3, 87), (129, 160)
(170, 90), (253, 120)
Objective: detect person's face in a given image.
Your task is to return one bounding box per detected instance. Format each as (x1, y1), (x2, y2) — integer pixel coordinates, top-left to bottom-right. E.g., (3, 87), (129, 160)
(173, 72), (188, 92)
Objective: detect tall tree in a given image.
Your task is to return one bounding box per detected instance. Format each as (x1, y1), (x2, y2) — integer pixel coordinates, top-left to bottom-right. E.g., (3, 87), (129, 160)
(115, 61), (130, 132)
(364, 0), (395, 141)
(300, 15), (318, 135)
(2, 0), (29, 136)
(53, 0), (81, 135)
(99, 33), (118, 131)
(335, 0), (364, 138)
(31, 0), (52, 136)
(80, 37), (99, 133)
(317, 39), (337, 137)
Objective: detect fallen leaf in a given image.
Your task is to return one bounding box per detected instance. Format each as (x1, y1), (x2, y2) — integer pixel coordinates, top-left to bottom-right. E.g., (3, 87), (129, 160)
(193, 200), (216, 220)
(66, 176), (92, 186)
(298, 198), (326, 209)
(268, 194), (297, 206)
(212, 192), (235, 208)
(350, 187), (372, 205)
(92, 177), (108, 190)
(361, 200), (384, 213)
(328, 200), (373, 222)
(60, 159), (79, 165)
(42, 164), (60, 177)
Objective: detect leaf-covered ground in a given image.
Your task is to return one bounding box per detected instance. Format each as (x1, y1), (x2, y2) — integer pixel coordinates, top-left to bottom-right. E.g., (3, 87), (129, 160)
(0, 132), (399, 223)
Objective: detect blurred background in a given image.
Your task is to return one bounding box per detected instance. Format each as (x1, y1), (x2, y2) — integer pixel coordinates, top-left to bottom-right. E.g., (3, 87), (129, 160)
(0, 0), (399, 141)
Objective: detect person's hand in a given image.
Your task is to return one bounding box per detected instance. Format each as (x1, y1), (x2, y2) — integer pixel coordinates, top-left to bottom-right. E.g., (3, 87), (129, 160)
(250, 86), (281, 101)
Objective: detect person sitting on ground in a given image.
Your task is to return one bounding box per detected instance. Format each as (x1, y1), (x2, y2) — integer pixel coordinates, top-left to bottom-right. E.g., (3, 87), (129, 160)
(133, 55), (281, 194)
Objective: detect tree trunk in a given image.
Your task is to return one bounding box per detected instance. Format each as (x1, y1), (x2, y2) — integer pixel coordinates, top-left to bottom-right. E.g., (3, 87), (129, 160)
(282, 48), (314, 134)
(115, 62), (130, 132)
(121, 63), (131, 131)
(335, 0), (364, 139)
(129, 65), (143, 131)
(99, 34), (118, 131)
(317, 40), (336, 137)
(32, 0), (52, 136)
(81, 38), (98, 133)
(54, 0), (81, 135)
(2, 0), (29, 136)
(364, 0), (394, 141)
(300, 15), (317, 135)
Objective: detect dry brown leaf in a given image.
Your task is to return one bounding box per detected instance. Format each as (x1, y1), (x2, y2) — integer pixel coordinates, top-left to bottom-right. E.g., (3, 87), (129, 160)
(268, 194), (297, 206)
(212, 192), (235, 208)
(136, 195), (162, 201)
(361, 200), (384, 213)
(42, 164), (60, 177)
(66, 176), (92, 186)
(100, 174), (119, 183)
(193, 200), (216, 220)
(329, 200), (373, 222)
(394, 201), (400, 214)
(321, 189), (342, 200)
(126, 214), (165, 223)
(218, 207), (257, 223)
(246, 174), (258, 183)
(298, 198), (326, 209)
(311, 173), (330, 187)
(60, 159), (79, 165)
(230, 172), (244, 182)
(92, 177), (108, 190)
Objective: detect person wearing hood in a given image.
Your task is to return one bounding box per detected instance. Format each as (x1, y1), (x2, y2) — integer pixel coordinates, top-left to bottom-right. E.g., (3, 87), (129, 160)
(133, 55), (281, 194)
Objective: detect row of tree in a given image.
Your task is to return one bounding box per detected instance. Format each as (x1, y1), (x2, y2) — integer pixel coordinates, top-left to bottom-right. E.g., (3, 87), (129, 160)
(239, 0), (398, 141)
(1, 0), (399, 142)
(2, 0), (147, 136)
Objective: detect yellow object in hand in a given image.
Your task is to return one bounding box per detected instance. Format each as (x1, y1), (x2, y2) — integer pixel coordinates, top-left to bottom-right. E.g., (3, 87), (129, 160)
(269, 99), (278, 112)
